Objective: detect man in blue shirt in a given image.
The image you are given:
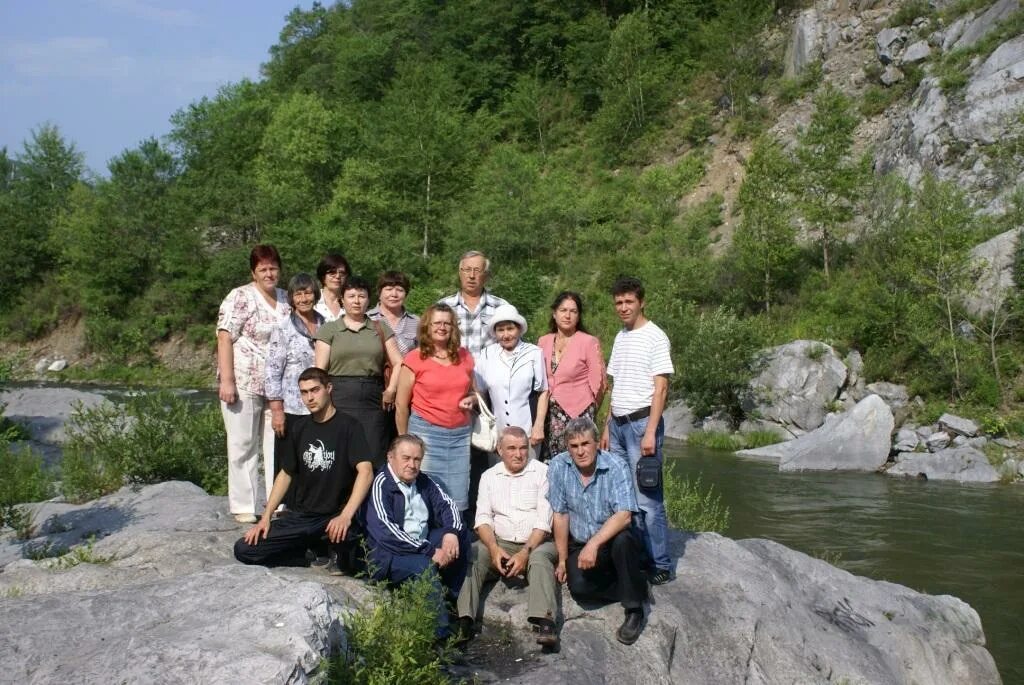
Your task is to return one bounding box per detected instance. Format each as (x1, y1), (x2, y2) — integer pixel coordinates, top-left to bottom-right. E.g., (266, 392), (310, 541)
(548, 417), (648, 645)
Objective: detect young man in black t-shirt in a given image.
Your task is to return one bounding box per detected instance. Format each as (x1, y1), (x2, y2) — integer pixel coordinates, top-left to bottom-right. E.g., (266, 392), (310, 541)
(234, 367), (376, 571)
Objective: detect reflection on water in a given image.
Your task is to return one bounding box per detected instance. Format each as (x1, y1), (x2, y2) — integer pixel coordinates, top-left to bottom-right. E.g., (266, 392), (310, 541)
(667, 442), (1024, 683)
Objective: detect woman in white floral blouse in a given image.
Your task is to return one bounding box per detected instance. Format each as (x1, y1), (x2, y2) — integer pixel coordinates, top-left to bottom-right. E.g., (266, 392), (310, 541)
(217, 245), (290, 523)
(264, 273), (325, 507)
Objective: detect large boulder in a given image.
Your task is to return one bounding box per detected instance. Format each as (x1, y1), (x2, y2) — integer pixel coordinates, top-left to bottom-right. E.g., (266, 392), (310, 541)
(662, 400), (698, 440)
(0, 482), (1000, 684)
(952, 0), (1020, 51)
(887, 447), (1000, 482)
(784, 8), (823, 77)
(738, 395), (894, 472)
(742, 340), (848, 435)
(965, 227), (1022, 317)
(496, 534), (997, 684)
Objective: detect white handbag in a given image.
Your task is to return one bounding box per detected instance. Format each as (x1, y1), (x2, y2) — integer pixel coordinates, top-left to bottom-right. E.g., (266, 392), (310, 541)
(470, 391), (498, 452)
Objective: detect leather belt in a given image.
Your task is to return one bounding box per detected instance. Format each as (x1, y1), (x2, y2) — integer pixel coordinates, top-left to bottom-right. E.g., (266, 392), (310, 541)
(612, 406), (651, 425)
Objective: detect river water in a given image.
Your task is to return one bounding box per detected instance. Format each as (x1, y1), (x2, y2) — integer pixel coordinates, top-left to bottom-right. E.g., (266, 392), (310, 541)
(667, 442), (1024, 683)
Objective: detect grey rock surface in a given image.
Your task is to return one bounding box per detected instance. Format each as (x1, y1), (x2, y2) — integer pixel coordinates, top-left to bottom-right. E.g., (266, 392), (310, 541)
(902, 39), (931, 64)
(662, 400), (697, 440)
(953, 0), (1020, 51)
(494, 534), (998, 685)
(0, 387), (106, 445)
(894, 427), (920, 452)
(0, 481), (1001, 685)
(888, 447), (1000, 483)
(784, 8), (822, 77)
(927, 431), (953, 451)
(881, 64), (905, 85)
(965, 228), (1021, 317)
(939, 413), (981, 437)
(46, 359), (68, 372)
(876, 26), (907, 64)
(866, 381), (909, 408)
(738, 395), (894, 472)
(742, 340), (848, 434)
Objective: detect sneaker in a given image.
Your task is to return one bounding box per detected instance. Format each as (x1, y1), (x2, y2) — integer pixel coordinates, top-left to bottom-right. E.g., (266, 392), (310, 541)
(534, 621), (560, 650)
(616, 610), (644, 645)
(307, 549), (330, 568)
(324, 553), (345, 576)
(649, 569), (673, 586)
(233, 513), (257, 524)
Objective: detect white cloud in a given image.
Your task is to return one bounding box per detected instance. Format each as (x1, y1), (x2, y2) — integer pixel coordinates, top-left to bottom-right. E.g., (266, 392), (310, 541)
(94, 0), (202, 27)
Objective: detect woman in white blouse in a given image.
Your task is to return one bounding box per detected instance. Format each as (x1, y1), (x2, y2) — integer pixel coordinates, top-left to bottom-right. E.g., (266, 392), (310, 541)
(474, 304), (549, 460)
(216, 244), (290, 523)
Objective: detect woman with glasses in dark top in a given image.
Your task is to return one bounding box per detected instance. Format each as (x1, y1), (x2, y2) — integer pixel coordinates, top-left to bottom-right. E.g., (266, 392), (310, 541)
(314, 253), (350, 322)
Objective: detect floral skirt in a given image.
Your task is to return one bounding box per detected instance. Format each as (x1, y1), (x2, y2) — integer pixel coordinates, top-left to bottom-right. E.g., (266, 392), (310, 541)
(544, 398), (596, 460)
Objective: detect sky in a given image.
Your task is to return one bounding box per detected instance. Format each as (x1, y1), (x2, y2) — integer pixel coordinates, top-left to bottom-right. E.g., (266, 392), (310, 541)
(1, 0), (313, 175)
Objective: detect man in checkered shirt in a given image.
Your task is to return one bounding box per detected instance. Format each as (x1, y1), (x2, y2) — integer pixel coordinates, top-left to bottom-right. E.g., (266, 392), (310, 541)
(439, 250), (509, 361)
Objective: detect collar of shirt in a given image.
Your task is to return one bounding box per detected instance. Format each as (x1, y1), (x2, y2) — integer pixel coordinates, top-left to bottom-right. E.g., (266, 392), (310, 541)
(494, 457), (539, 479)
(452, 289), (499, 312)
(388, 464), (417, 495)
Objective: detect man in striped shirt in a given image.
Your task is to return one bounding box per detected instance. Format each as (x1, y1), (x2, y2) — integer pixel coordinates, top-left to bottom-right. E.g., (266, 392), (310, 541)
(456, 427), (559, 649)
(600, 276), (675, 586)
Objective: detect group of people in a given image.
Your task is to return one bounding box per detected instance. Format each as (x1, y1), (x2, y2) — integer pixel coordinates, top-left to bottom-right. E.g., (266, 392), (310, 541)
(219, 246), (674, 647)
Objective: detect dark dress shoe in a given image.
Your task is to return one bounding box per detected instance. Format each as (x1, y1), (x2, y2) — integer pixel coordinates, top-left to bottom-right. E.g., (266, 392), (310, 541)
(534, 621), (560, 650)
(616, 609), (644, 645)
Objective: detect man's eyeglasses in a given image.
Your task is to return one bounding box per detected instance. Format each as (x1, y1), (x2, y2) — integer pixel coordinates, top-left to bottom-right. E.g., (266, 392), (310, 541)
(459, 267), (484, 275)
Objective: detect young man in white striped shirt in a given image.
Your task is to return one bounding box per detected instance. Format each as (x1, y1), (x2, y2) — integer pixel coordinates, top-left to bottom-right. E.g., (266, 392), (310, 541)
(456, 426), (559, 649)
(600, 277), (675, 586)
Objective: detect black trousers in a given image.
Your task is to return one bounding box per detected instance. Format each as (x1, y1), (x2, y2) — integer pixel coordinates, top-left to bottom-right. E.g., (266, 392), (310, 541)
(233, 511), (361, 569)
(566, 528), (648, 610)
(330, 375), (387, 467)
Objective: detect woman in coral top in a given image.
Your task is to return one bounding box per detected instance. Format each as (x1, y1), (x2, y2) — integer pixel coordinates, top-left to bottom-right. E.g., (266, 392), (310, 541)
(395, 303), (476, 512)
(537, 291), (605, 459)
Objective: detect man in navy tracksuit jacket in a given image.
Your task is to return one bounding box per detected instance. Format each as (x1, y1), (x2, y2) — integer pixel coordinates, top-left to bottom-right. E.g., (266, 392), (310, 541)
(365, 434), (470, 637)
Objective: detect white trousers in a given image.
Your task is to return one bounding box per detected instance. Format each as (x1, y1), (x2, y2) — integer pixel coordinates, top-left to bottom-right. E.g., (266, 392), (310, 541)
(221, 390), (275, 515)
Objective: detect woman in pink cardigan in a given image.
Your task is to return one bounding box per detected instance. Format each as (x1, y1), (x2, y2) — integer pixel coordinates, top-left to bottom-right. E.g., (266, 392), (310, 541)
(537, 291), (606, 459)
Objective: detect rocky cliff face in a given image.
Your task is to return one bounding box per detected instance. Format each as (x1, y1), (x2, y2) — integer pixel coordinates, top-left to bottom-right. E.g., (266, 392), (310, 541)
(0, 482), (1001, 684)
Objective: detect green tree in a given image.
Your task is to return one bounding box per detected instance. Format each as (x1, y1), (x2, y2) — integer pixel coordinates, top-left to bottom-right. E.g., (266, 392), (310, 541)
(733, 136), (798, 314)
(0, 124), (84, 306)
(255, 92), (339, 219)
(698, 0), (773, 119)
(794, 86), (868, 282)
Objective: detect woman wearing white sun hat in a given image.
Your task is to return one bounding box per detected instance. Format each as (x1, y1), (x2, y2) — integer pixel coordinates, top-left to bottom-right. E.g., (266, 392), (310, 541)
(474, 303), (549, 461)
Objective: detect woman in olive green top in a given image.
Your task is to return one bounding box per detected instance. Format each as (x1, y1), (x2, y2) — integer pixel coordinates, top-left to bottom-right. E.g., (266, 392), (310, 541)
(314, 276), (404, 464)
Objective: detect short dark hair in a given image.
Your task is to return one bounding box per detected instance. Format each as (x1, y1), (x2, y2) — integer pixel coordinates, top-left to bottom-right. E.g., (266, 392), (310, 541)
(316, 253), (351, 284)
(610, 276), (644, 302)
(298, 367), (330, 387)
(548, 290), (589, 334)
(287, 273), (320, 307)
(250, 244), (282, 271)
(341, 275), (371, 296)
(389, 433), (426, 457)
(377, 270), (411, 293)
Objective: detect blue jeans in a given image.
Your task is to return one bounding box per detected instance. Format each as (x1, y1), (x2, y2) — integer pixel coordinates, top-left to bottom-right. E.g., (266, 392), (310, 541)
(608, 414), (671, 573)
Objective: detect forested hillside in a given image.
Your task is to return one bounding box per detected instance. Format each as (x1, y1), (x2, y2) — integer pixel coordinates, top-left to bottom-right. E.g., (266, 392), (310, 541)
(2, 0), (1023, 425)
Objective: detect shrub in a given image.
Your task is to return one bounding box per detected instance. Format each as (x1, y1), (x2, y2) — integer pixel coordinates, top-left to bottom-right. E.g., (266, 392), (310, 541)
(328, 569), (452, 685)
(61, 392), (226, 503)
(664, 470), (730, 533)
(686, 430), (744, 451)
(0, 440), (53, 531)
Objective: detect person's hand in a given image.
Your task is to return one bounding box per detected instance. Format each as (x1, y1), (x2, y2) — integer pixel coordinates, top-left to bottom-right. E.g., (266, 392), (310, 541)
(381, 388), (397, 410)
(599, 423), (610, 451)
(243, 519), (270, 545)
(641, 432), (656, 456)
(577, 540), (599, 570)
(271, 408), (286, 437)
(554, 560), (567, 584)
(441, 533), (460, 560)
(432, 547), (450, 567)
(504, 548), (528, 577)
(326, 512), (353, 543)
(530, 425), (544, 447)
(458, 395), (475, 411)
(490, 546), (512, 574)
(219, 378), (238, 404)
